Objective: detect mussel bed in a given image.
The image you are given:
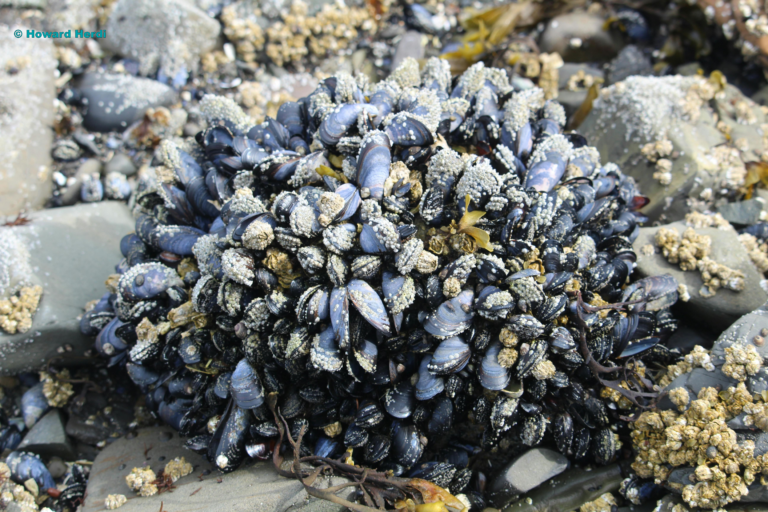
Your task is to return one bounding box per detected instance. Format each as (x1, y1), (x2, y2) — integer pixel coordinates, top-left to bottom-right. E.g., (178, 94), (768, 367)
(83, 58), (680, 508)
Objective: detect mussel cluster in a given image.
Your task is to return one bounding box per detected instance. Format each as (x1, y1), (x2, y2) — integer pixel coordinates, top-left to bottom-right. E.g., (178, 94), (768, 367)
(82, 58), (680, 506)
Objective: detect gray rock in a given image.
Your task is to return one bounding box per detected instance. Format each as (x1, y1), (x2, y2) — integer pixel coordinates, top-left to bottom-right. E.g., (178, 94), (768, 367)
(657, 368), (738, 411)
(666, 323), (716, 353)
(18, 409), (75, 460)
(0, 26), (56, 216)
(605, 45), (653, 85)
(581, 76), (765, 223)
(46, 456), (67, 478)
(391, 31), (425, 72)
(539, 12), (623, 63)
(718, 199), (766, 226)
(633, 221), (767, 332)
(102, 0), (220, 76)
(0, 202), (134, 375)
(77, 73), (177, 133)
(489, 448), (569, 506)
(65, 412), (110, 447)
(104, 153), (137, 177)
(498, 464), (623, 511)
(82, 427), (349, 512)
(183, 122), (202, 138)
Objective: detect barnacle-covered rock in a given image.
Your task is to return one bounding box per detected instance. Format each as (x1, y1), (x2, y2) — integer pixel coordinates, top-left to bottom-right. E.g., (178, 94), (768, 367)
(82, 58), (676, 508)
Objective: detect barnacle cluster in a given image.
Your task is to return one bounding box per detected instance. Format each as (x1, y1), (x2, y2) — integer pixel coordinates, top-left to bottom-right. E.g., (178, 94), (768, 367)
(655, 226), (745, 297)
(739, 232), (768, 273)
(105, 493), (127, 510)
(39, 370), (74, 408)
(0, 286), (43, 335)
(163, 456), (193, 482)
(658, 345), (715, 387)
(217, 0), (374, 70)
(125, 467), (158, 497)
(631, 381), (768, 509)
(579, 492), (617, 512)
(81, 58), (678, 508)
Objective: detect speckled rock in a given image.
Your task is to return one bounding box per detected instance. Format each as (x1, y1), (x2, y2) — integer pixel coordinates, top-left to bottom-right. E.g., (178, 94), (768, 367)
(82, 427), (350, 512)
(18, 409), (75, 460)
(0, 25), (56, 216)
(0, 202), (133, 375)
(581, 76), (766, 223)
(77, 72), (178, 132)
(539, 12), (624, 63)
(102, 0), (220, 76)
(489, 448), (569, 507)
(633, 221), (767, 332)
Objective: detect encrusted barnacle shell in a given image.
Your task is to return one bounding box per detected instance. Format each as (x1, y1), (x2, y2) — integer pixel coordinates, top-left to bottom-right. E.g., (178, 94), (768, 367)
(360, 217), (402, 253)
(317, 192), (346, 226)
(290, 204), (318, 237)
(221, 248), (256, 286)
(242, 219), (275, 251)
(382, 271), (416, 315)
(326, 254), (349, 286)
(351, 255), (382, 280)
(455, 158), (502, 208)
(323, 223), (357, 254)
(297, 246), (327, 274)
(395, 239), (424, 275)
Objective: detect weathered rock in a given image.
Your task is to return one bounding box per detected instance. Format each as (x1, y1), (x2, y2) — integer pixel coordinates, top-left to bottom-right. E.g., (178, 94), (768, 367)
(633, 221), (767, 332)
(489, 448), (569, 507)
(0, 25), (56, 216)
(605, 45), (653, 85)
(539, 12), (624, 63)
(18, 409), (75, 460)
(499, 464), (622, 511)
(391, 31), (425, 72)
(76, 72), (177, 133)
(104, 153), (137, 177)
(102, 0), (221, 76)
(0, 202), (134, 375)
(581, 76), (766, 223)
(45, 0), (98, 34)
(82, 427), (349, 512)
(46, 456), (67, 478)
(718, 198), (766, 226)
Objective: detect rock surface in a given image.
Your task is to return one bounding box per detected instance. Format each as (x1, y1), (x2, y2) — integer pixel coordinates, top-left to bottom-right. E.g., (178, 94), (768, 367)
(489, 448), (569, 506)
(633, 220), (767, 332)
(539, 12), (623, 63)
(581, 76), (766, 223)
(0, 24), (57, 216)
(77, 72), (178, 133)
(18, 409), (75, 460)
(83, 427), (348, 512)
(717, 198), (766, 226)
(605, 45), (653, 85)
(0, 202), (134, 374)
(498, 464), (622, 511)
(102, 0), (221, 77)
